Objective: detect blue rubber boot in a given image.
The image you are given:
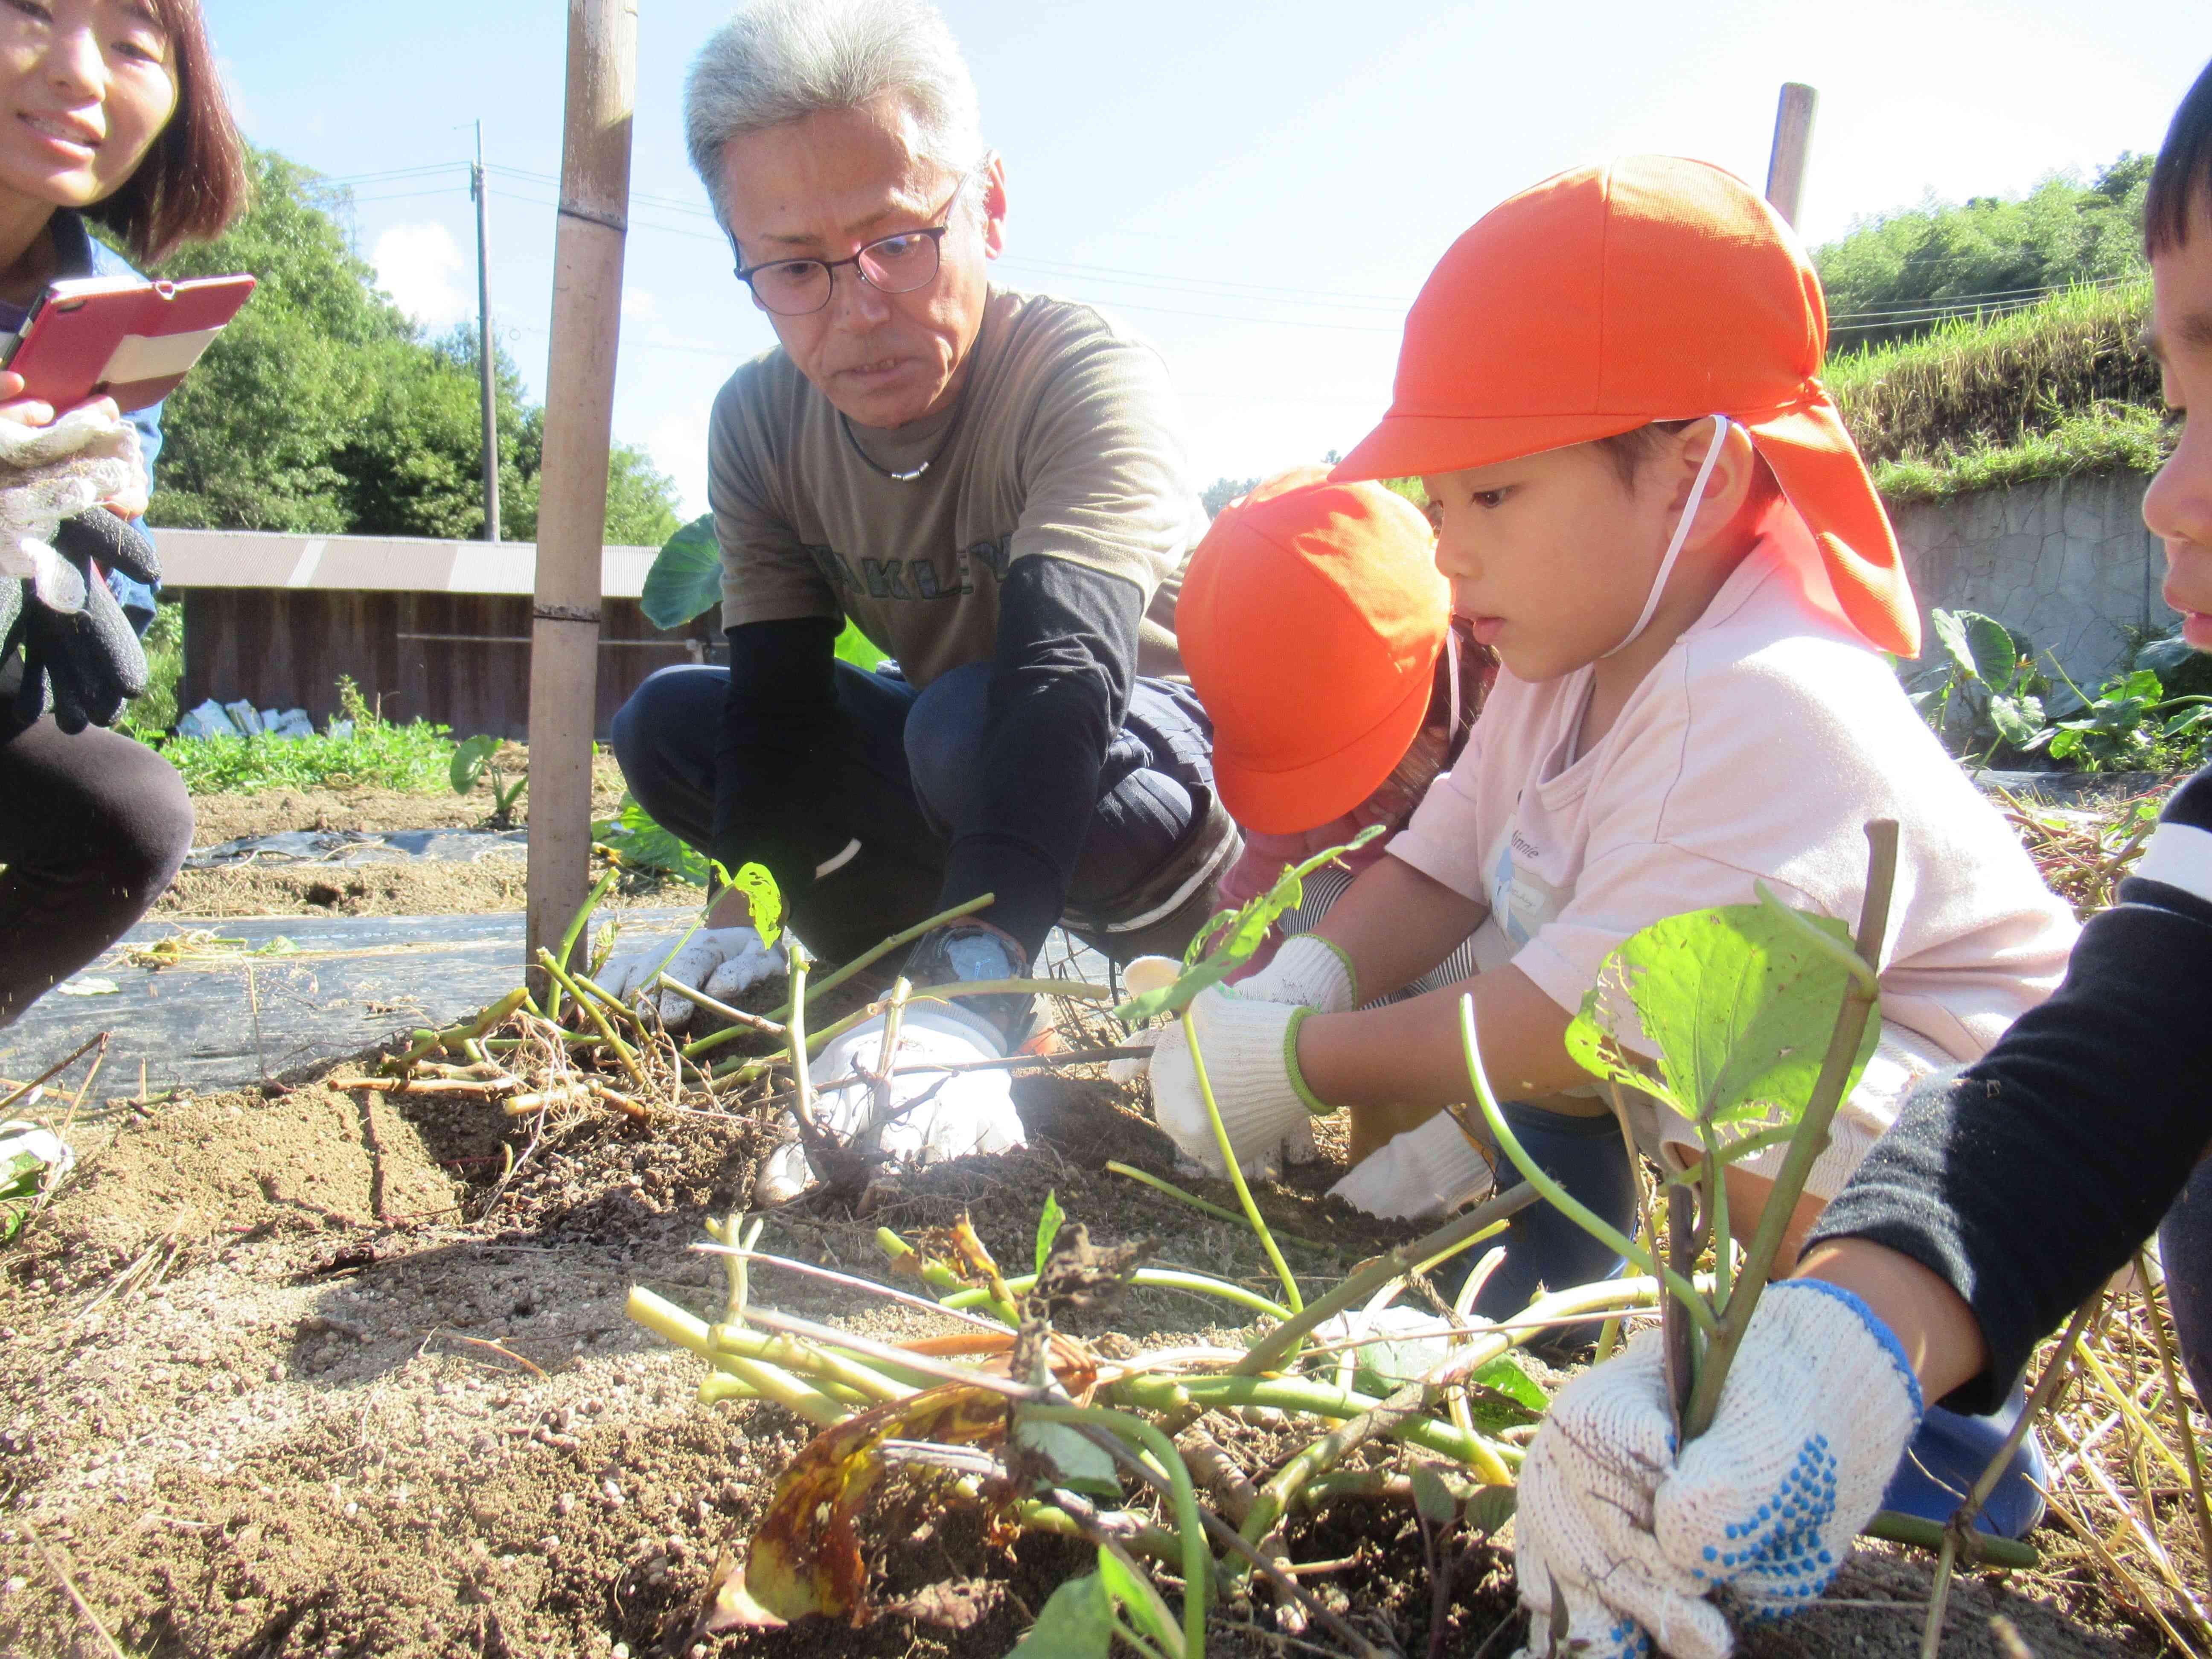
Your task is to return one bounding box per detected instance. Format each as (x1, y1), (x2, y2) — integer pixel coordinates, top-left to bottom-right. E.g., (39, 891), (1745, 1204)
(1440, 1101), (1639, 1329)
(1882, 1380), (2048, 1539)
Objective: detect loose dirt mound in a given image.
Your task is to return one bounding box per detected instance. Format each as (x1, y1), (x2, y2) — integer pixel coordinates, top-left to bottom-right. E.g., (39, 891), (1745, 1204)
(0, 1054), (2163, 1659)
(156, 861), (703, 918)
(186, 756), (634, 848)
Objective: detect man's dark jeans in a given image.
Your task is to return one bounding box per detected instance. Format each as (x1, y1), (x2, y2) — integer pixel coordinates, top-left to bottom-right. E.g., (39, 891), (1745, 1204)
(611, 660), (1230, 965)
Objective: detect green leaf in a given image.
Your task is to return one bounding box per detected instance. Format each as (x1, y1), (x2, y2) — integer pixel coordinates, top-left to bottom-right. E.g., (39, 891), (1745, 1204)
(1566, 897), (1879, 1130)
(1007, 1571), (1113, 1659)
(1034, 1188), (1065, 1280)
(0, 1151), (44, 1202)
(1965, 613), (2023, 689)
(725, 863), (783, 950)
(2165, 706), (2212, 738)
(1477, 1357), (1546, 1409)
(449, 732), (498, 795)
(1464, 1483), (1517, 1540)
(2048, 726), (2083, 760)
(1096, 1547), (1185, 1659)
(640, 513), (722, 630)
(1012, 1414), (1122, 1498)
(1112, 824), (1385, 1022)
(2120, 668), (2165, 703)
(1987, 694), (2041, 748)
(1410, 1463), (1457, 1527)
(592, 793), (711, 885)
(833, 617), (888, 669)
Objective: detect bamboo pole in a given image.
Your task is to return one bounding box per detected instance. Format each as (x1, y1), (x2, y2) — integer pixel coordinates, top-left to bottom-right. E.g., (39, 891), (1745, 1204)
(525, 0), (636, 993)
(1764, 82), (1819, 227)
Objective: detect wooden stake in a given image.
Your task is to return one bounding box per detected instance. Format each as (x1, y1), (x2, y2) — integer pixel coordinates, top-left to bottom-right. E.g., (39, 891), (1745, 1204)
(526, 0), (635, 995)
(1764, 82), (1819, 227)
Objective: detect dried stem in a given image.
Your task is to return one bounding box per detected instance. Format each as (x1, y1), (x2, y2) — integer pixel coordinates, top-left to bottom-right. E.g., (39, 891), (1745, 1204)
(1920, 1295), (2100, 1659)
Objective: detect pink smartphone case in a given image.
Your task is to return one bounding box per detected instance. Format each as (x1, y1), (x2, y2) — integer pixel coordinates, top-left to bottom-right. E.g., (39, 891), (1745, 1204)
(3, 273), (257, 411)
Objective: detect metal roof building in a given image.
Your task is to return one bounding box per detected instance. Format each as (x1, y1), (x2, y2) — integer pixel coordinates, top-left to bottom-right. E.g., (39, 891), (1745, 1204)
(158, 529), (716, 741)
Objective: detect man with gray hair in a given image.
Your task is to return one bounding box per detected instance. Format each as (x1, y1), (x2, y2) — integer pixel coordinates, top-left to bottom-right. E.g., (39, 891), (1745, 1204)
(607, 0), (1235, 1200)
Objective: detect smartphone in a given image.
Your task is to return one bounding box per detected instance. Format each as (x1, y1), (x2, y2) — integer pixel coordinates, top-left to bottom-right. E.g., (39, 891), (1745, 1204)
(0, 271), (256, 411)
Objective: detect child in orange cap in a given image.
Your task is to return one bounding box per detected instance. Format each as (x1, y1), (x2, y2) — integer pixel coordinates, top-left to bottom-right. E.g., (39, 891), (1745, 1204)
(1514, 68), (2212, 1658)
(1139, 155), (2077, 1548)
(1169, 465), (1495, 1173)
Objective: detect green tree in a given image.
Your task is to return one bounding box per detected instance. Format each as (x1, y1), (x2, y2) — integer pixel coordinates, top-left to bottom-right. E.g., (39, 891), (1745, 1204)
(1816, 155), (2153, 348)
(138, 146), (683, 544)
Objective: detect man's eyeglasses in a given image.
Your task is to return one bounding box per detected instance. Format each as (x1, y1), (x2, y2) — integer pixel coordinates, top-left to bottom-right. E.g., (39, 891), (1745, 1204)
(733, 175), (972, 316)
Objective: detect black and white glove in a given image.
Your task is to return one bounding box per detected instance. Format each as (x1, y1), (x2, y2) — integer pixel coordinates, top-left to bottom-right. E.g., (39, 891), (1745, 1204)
(3, 512), (160, 733)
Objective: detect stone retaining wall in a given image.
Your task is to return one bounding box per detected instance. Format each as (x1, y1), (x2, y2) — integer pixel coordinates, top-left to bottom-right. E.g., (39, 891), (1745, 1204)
(1891, 471), (2171, 687)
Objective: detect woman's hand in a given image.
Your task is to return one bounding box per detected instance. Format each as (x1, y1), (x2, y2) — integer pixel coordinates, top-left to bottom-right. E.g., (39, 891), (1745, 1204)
(0, 370), (55, 431)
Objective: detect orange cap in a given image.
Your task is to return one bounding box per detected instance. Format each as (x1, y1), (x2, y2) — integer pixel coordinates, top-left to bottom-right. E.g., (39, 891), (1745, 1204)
(1180, 465), (1449, 835)
(1332, 155), (1920, 658)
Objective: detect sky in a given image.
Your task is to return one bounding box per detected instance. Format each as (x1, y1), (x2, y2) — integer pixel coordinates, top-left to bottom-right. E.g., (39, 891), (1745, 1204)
(207, 0), (2209, 521)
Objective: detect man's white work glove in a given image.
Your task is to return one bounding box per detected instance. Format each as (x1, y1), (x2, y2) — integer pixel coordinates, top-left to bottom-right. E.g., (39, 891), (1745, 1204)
(1512, 1280), (1925, 1659)
(600, 926), (789, 1030)
(1327, 1111), (1495, 1220)
(0, 403), (143, 608)
(754, 1004), (1025, 1203)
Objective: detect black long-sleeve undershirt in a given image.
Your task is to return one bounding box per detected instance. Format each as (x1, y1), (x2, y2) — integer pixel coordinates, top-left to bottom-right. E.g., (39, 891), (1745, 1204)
(1808, 766), (2212, 1414)
(937, 556), (1138, 955)
(710, 556), (1140, 958)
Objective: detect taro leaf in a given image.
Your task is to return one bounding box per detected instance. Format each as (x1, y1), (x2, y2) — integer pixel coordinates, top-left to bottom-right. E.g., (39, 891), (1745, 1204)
(640, 513), (721, 630)
(1988, 693), (2042, 749)
(1410, 1462), (1457, 1527)
(449, 732), (498, 795)
(1034, 1188), (1065, 1280)
(1565, 894), (1877, 1129)
(1012, 1408), (1120, 1498)
(2139, 630), (2199, 687)
(1112, 823), (1386, 1022)
(1097, 1544), (1186, 1658)
(1006, 1571), (1112, 1659)
(592, 793), (711, 885)
(835, 617), (889, 670)
(1931, 608), (2017, 688)
(1464, 1482), (1517, 1540)
(746, 1382), (1012, 1622)
(725, 862), (783, 950)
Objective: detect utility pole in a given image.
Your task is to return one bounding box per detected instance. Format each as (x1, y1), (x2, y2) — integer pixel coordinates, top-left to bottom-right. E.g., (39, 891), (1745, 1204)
(1764, 83), (1819, 228)
(472, 119), (501, 542)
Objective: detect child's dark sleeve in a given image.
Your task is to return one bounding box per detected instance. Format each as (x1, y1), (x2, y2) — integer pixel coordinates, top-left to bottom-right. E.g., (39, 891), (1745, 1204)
(1807, 767), (2212, 1415)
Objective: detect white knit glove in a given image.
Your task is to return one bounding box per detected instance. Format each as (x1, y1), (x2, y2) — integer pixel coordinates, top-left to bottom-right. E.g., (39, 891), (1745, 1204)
(0, 404), (143, 609)
(1513, 1281), (1925, 1659)
(1234, 933), (1359, 1012)
(1143, 985), (1322, 1179)
(1327, 1111), (1495, 1220)
(600, 926), (789, 1030)
(755, 1004), (1024, 1202)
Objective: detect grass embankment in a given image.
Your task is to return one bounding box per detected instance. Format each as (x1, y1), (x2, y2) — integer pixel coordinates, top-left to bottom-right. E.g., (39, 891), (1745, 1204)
(1830, 280), (2171, 503)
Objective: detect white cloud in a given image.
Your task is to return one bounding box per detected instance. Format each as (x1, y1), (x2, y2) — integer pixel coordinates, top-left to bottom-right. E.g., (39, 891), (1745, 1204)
(646, 405), (713, 521)
(623, 287), (660, 322)
(373, 222), (472, 331)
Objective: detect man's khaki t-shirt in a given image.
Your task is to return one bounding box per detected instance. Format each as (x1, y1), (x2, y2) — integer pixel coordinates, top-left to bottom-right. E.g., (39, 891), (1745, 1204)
(709, 287), (1205, 687)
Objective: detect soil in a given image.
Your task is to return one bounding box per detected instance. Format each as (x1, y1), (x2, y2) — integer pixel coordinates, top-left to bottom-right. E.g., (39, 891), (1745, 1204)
(0, 780), (2178, 1659)
(162, 760), (707, 919)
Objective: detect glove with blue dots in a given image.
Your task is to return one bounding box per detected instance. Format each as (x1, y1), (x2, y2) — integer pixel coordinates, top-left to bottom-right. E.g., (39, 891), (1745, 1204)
(1511, 1279), (1924, 1658)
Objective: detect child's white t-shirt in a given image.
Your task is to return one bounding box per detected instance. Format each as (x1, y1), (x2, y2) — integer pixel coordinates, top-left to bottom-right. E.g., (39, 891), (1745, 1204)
(1388, 530), (2079, 1196)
